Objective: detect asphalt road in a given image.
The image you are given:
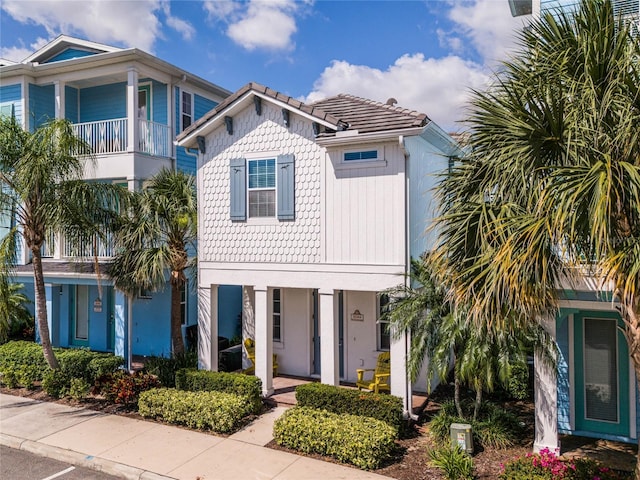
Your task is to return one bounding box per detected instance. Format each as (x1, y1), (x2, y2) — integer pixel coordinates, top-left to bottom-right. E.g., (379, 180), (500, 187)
(0, 445), (122, 480)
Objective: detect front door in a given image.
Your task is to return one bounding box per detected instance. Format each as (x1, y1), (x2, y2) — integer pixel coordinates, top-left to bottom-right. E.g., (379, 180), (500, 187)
(574, 311), (629, 437)
(70, 285), (90, 347)
(311, 289), (344, 377)
(106, 287), (115, 351)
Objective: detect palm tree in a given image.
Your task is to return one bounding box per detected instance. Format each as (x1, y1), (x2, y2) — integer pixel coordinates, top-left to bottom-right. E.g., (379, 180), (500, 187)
(109, 168), (197, 355)
(0, 279), (33, 343)
(432, 0), (640, 471)
(0, 116), (124, 368)
(382, 258), (552, 420)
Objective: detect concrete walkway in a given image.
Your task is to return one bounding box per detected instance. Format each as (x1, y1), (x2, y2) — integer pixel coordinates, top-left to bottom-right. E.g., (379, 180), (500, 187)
(0, 393), (391, 480)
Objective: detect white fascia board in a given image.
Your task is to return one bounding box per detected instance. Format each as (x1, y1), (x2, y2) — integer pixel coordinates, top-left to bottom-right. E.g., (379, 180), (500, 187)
(25, 35), (121, 63)
(420, 121), (465, 157)
(316, 127), (425, 148)
(178, 91), (338, 148)
(14, 271), (116, 283)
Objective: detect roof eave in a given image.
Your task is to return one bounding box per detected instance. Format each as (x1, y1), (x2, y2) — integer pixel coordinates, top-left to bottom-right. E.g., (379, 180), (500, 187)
(316, 126), (426, 147)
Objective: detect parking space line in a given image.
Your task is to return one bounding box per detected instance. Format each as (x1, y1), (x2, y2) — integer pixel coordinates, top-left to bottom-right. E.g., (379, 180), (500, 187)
(41, 466), (75, 480)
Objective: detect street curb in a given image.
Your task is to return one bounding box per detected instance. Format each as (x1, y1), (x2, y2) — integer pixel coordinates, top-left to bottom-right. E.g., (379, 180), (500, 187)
(6, 438), (175, 480)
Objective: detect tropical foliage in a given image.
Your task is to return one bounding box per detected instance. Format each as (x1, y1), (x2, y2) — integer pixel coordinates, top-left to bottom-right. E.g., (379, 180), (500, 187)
(109, 168), (197, 354)
(431, 0), (640, 473)
(0, 281), (32, 343)
(0, 117), (125, 368)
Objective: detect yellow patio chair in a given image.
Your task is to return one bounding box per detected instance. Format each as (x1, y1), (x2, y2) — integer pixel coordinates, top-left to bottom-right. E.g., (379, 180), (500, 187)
(243, 338), (278, 376)
(356, 351), (391, 393)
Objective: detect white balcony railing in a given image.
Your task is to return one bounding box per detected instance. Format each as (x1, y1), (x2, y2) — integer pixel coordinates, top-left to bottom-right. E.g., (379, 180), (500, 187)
(72, 118), (127, 154)
(138, 119), (171, 157)
(41, 231), (115, 259)
(72, 118), (171, 158)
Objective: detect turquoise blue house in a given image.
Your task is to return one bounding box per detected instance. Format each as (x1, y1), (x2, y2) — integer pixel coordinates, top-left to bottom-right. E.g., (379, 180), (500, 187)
(509, 0), (640, 452)
(0, 36), (241, 364)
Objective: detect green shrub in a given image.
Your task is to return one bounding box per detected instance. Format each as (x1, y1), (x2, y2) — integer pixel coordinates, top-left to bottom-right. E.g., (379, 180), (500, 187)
(18, 364), (40, 389)
(295, 383), (403, 433)
(138, 388), (248, 433)
(429, 401), (521, 449)
(273, 406), (397, 470)
(175, 369), (262, 414)
(57, 349), (95, 381)
(429, 445), (475, 480)
(87, 354), (124, 380)
(507, 362), (530, 400)
(1, 368), (19, 388)
(144, 351), (197, 388)
(68, 377), (90, 400)
(0, 341), (48, 380)
(42, 369), (71, 398)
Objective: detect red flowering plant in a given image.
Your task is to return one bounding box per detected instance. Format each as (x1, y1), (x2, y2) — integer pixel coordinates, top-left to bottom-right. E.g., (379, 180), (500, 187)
(93, 370), (160, 407)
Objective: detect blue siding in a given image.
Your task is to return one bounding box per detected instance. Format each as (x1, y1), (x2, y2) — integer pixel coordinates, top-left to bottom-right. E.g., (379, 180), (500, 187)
(79, 82), (126, 122)
(556, 312), (571, 432)
(152, 80), (167, 124)
(65, 86), (79, 123)
(194, 93), (217, 120)
(29, 84), (55, 130)
(44, 48), (97, 63)
(174, 86), (180, 135)
(0, 84), (22, 122)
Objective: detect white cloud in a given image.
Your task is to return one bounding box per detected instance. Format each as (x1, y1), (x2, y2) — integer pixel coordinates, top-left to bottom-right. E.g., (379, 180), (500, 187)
(206, 0), (301, 51)
(304, 54), (490, 131)
(1, 37), (48, 62)
(1, 0), (163, 52)
(448, 0), (524, 63)
(162, 1), (195, 41)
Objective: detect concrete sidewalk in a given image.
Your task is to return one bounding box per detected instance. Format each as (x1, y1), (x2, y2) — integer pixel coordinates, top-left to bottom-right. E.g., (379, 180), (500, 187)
(0, 393), (391, 480)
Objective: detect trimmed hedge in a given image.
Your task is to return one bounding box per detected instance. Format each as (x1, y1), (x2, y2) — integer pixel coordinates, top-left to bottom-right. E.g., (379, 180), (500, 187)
(0, 340), (123, 390)
(273, 406), (397, 470)
(295, 382), (403, 433)
(138, 388), (248, 433)
(175, 369), (262, 414)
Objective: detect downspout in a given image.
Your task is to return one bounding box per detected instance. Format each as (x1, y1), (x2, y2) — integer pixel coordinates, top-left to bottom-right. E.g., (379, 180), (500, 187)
(127, 293), (133, 371)
(400, 135), (419, 421)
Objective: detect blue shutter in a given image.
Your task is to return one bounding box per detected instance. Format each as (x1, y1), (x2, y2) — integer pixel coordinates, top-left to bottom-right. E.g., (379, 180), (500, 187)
(277, 154), (295, 220)
(230, 158), (246, 221)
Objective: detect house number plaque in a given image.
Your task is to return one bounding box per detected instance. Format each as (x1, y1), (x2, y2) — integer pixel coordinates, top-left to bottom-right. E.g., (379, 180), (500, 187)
(351, 309), (364, 321)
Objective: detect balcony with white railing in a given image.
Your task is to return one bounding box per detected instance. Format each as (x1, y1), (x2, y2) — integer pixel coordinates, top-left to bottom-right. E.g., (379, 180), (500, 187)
(71, 118), (171, 158)
(41, 231), (115, 260)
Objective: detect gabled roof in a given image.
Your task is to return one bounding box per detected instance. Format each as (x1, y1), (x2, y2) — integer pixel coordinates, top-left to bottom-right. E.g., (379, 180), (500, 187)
(0, 58), (17, 66)
(24, 35), (121, 64)
(310, 94), (429, 135)
(177, 82), (432, 147)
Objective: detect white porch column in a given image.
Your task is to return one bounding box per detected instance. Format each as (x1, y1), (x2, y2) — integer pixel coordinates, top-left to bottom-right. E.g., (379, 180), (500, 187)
(114, 290), (127, 360)
(197, 285), (219, 371)
(390, 327), (411, 416)
(254, 286), (273, 396)
(534, 314), (559, 453)
(54, 81), (65, 120)
(319, 289), (338, 386)
(126, 68), (139, 153)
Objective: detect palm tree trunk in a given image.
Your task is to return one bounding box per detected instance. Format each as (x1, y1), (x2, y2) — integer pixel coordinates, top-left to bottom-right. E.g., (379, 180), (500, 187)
(31, 248), (59, 369)
(473, 386), (482, 421)
(170, 277), (185, 355)
(454, 370), (463, 418)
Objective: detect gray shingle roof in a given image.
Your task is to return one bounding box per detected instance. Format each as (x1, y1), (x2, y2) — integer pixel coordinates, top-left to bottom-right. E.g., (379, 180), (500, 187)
(310, 94), (430, 135)
(177, 82), (431, 142)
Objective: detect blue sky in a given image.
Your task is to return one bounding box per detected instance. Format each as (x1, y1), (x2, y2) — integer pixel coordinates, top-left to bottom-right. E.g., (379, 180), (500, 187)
(0, 1), (528, 131)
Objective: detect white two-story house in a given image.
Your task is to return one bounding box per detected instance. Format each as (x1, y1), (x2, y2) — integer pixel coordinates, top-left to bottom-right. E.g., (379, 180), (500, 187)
(0, 36), (243, 363)
(177, 83), (461, 413)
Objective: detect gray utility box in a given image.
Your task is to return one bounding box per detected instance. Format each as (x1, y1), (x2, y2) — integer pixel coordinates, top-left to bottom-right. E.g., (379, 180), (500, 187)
(450, 423), (474, 454)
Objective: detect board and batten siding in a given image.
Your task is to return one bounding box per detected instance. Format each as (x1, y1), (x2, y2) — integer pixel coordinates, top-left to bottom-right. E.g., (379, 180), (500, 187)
(324, 143), (406, 266)
(29, 84), (55, 130)
(0, 84), (22, 123)
(405, 135), (450, 259)
(199, 102), (322, 265)
(79, 82), (126, 123)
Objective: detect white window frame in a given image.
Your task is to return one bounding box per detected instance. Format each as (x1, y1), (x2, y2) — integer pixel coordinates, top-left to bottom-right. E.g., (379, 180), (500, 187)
(377, 293), (390, 351)
(247, 157), (277, 219)
(337, 147), (387, 169)
(272, 288), (282, 343)
(180, 89), (193, 131)
(180, 280), (188, 325)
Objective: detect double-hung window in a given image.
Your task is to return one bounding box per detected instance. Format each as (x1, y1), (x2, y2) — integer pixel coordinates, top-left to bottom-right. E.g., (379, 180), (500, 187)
(229, 155), (295, 221)
(273, 288), (282, 342)
(181, 91), (193, 131)
(248, 158), (276, 218)
(377, 294), (390, 351)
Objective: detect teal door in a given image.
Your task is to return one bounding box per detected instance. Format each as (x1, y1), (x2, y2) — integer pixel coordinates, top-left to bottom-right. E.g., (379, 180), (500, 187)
(70, 285), (90, 347)
(574, 311), (629, 437)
